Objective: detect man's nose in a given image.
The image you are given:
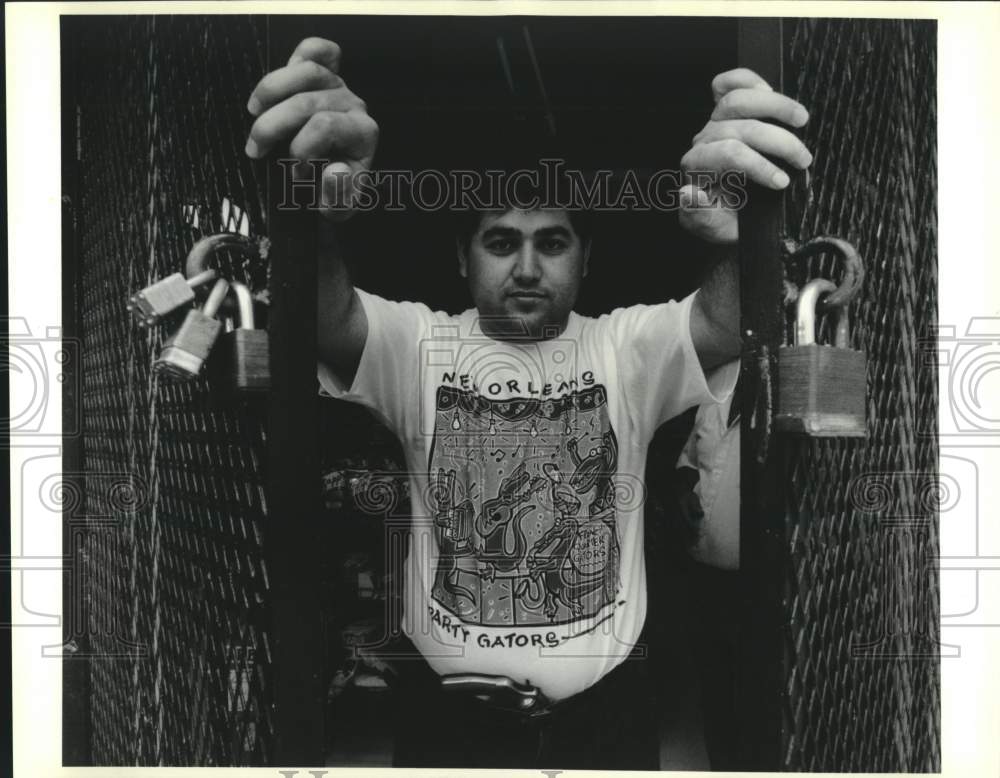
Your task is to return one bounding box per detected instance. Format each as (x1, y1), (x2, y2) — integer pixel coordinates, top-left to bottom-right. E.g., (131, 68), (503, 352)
(512, 246), (542, 283)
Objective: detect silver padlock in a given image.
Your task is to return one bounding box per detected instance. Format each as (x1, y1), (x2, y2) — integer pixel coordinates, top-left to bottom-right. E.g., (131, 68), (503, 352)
(128, 268), (218, 327)
(153, 278), (230, 380)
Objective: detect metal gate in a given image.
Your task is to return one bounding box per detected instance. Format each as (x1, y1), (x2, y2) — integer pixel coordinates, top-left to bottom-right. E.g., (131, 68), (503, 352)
(738, 18), (939, 772)
(65, 16), (276, 765)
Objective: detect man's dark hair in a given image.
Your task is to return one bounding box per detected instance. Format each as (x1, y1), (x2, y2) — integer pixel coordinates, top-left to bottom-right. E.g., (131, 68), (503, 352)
(446, 141), (596, 251)
(452, 206), (593, 253)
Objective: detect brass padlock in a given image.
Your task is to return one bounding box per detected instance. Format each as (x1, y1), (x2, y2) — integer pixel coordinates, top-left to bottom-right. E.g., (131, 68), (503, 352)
(775, 278), (867, 437)
(209, 281), (269, 393)
(153, 278), (230, 380)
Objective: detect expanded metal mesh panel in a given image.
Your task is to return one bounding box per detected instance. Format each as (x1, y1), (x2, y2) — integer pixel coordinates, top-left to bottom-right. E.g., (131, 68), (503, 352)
(74, 16), (273, 765)
(780, 19), (939, 771)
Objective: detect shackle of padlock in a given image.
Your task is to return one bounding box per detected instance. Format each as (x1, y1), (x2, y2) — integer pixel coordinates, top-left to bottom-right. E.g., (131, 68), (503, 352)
(227, 279), (256, 331)
(152, 277), (230, 381)
(185, 232), (259, 281)
(193, 277), (231, 324)
(794, 278), (851, 349)
(782, 236), (865, 312)
(206, 278), (231, 309)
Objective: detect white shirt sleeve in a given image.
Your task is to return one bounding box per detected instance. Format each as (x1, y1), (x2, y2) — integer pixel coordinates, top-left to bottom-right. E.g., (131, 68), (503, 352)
(606, 291), (740, 441)
(317, 288), (437, 438)
(676, 391), (741, 570)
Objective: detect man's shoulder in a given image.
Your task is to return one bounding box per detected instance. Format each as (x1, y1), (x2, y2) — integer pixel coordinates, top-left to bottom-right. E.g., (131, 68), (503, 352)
(572, 298), (693, 355)
(357, 288), (463, 327)
(576, 299), (683, 330)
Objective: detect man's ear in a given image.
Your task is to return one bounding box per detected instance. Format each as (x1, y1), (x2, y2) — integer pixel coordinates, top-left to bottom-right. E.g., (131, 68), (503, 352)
(456, 238), (468, 278)
(581, 238), (592, 278)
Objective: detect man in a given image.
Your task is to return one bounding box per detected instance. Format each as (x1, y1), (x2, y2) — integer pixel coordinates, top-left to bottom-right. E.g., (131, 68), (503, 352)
(245, 36), (811, 769)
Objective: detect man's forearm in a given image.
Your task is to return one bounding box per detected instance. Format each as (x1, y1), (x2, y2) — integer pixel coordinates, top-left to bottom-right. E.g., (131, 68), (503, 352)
(316, 219), (367, 381)
(690, 243), (741, 373)
(317, 220), (353, 320)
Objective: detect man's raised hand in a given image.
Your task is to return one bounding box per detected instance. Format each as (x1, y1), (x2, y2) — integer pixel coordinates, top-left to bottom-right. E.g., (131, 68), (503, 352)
(245, 37), (378, 221)
(679, 68), (813, 244)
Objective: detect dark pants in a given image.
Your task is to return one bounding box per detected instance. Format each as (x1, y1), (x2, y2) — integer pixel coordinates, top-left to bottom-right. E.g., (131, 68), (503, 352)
(391, 644), (661, 770)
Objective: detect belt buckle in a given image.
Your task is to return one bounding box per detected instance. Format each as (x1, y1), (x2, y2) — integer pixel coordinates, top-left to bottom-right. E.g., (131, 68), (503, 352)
(440, 673), (552, 717)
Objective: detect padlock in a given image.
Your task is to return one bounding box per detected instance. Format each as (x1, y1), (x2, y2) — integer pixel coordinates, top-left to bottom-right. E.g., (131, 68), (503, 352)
(209, 281), (270, 392)
(127, 268), (218, 327)
(153, 278), (230, 380)
(128, 232), (260, 327)
(775, 278), (867, 437)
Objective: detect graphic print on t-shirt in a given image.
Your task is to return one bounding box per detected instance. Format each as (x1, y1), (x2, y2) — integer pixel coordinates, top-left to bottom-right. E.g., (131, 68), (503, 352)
(428, 384), (620, 627)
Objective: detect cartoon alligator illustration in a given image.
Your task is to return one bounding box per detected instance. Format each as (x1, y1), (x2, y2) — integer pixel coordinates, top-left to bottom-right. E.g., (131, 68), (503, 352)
(567, 431), (618, 516)
(517, 461), (617, 620)
(431, 468), (479, 607)
(432, 428), (620, 620)
(471, 462), (546, 581)
(432, 462), (546, 604)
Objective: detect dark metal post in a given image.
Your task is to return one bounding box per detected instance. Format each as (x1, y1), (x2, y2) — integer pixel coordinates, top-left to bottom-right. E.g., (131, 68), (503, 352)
(61, 20), (91, 765)
(736, 17), (788, 771)
(264, 17), (327, 767)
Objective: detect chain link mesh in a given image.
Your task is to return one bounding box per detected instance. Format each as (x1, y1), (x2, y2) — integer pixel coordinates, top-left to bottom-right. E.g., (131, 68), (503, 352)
(780, 19), (939, 771)
(74, 16), (273, 765)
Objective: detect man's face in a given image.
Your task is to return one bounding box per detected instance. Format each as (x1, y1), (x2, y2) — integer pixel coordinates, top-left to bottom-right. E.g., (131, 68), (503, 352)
(459, 209), (590, 340)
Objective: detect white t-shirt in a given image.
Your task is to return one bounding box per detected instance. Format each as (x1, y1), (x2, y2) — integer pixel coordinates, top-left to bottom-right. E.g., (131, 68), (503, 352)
(318, 288), (738, 701)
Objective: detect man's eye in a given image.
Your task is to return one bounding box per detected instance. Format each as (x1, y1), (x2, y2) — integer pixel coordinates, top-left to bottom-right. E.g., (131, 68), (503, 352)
(538, 239), (568, 253)
(486, 240), (516, 254)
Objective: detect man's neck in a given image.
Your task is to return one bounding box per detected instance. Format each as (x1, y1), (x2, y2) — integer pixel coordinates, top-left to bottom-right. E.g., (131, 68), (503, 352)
(477, 315), (571, 342)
